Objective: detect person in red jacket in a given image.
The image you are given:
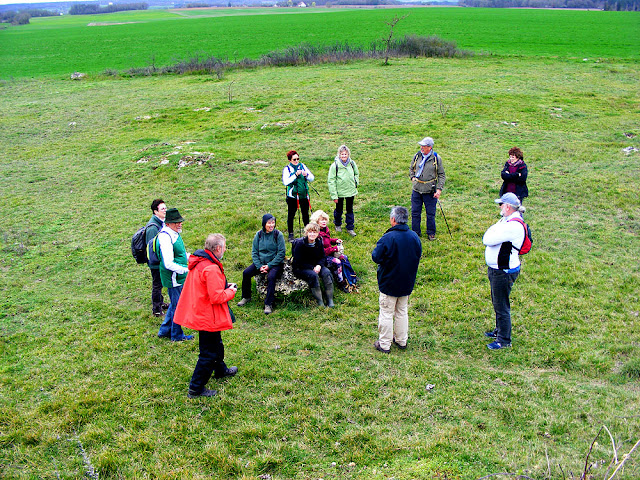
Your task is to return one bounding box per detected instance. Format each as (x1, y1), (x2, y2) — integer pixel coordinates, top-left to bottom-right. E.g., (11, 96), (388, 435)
(174, 233), (239, 398)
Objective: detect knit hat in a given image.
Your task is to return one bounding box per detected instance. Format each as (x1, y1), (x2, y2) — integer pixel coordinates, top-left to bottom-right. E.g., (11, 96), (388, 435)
(262, 213), (275, 231)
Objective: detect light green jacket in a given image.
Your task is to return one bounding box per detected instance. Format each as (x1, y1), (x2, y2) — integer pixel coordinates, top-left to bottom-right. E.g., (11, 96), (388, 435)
(327, 158), (359, 200)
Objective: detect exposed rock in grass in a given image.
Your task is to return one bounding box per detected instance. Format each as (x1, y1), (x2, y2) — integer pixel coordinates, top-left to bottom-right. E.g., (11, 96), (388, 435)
(70, 72), (85, 80)
(623, 146), (638, 155)
(177, 154), (213, 169)
(255, 259), (308, 298)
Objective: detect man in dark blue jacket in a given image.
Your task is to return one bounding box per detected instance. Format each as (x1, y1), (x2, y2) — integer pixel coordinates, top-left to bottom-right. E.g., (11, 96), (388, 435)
(371, 206), (422, 353)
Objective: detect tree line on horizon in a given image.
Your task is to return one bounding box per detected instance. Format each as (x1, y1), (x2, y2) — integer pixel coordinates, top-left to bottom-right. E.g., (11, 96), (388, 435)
(68, 2), (149, 15)
(459, 0), (638, 9)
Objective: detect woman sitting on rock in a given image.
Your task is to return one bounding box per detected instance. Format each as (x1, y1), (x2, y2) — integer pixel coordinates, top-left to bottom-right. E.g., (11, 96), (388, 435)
(310, 210), (349, 293)
(236, 214), (285, 315)
(292, 222), (334, 307)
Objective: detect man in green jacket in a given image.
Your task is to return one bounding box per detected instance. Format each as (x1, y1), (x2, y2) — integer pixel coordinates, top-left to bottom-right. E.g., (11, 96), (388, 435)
(157, 208), (193, 341)
(146, 199), (167, 317)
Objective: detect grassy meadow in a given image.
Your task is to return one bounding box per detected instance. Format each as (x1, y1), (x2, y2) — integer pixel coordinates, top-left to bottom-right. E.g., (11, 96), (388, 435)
(1, 6), (640, 480)
(0, 7), (639, 79)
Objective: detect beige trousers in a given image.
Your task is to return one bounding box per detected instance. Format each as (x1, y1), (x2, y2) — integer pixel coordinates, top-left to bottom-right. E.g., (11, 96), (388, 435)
(377, 292), (409, 350)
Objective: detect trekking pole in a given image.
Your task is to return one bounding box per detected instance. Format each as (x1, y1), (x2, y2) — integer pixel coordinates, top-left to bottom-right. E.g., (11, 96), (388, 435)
(437, 199), (453, 239)
(297, 195), (302, 238)
(309, 184), (321, 197)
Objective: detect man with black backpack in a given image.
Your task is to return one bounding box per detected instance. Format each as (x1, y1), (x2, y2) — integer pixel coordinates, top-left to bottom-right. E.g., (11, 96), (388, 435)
(146, 199), (167, 317)
(482, 193), (530, 350)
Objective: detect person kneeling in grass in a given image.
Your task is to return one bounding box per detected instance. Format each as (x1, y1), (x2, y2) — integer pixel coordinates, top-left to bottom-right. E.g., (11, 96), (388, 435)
(174, 234), (238, 398)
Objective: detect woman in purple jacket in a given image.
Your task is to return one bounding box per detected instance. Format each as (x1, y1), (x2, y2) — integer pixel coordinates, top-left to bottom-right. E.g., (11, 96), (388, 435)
(499, 147), (528, 203)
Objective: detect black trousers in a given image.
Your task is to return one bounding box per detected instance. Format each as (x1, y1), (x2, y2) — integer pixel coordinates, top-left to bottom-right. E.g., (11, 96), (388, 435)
(241, 263), (283, 307)
(189, 331), (228, 395)
(150, 268), (164, 314)
(333, 196), (355, 230)
(286, 196), (310, 235)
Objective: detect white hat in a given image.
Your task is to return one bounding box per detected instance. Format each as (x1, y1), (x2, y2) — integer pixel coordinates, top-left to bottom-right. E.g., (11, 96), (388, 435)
(495, 193), (526, 213)
(418, 137), (434, 147)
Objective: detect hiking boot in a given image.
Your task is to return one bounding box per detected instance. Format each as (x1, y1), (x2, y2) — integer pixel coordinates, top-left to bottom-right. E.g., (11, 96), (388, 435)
(217, 366), (238, 378)
(237, 297), (250, 307)
(428, 234), (436, 241)
(393, 338), (407, 350)
(335, 226), (342, 233)
(485, 330), (497, 338)
(162, 302), (170, 310)
(487, 341), (511, 350)
(171, 335), (194, 342)
(264, 305), (273, 315)
(373, 340), (390, 354)
(347, 229), (356, 237)
(153, 310), (163, 317)
(187, 388), (217, 398)
(288, 233), (295, 243)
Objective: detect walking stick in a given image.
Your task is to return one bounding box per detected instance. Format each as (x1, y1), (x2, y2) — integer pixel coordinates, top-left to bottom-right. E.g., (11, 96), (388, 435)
(309, 184), (321, 197)
(437, 199), (453, 239)
(296, 195), (302, 238)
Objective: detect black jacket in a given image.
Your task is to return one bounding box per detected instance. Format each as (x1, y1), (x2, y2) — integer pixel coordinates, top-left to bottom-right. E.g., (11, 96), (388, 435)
(292, 236), (325, 271)
(371, 224), (422, 297)
(499, 160), (528, 200)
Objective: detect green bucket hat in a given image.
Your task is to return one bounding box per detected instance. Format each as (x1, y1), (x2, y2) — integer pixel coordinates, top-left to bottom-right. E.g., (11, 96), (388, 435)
(165, 208), (185, 223)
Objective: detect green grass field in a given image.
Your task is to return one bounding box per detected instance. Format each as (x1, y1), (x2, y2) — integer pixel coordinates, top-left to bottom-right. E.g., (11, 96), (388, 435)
(1, 6), (640, 480)
(0, 7), (639, 79)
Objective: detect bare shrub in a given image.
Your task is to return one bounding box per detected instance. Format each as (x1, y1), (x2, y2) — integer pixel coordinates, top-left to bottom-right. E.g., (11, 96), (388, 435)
(116, 36), (472, 78)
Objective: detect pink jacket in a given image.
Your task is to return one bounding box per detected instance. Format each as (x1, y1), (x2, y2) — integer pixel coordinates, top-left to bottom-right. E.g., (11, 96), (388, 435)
(318, 227), (339, 256)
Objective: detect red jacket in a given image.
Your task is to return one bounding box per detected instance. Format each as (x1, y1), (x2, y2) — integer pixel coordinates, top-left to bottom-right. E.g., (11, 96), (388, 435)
(174, 249), (235, 332)
(318, 227), (339, 256)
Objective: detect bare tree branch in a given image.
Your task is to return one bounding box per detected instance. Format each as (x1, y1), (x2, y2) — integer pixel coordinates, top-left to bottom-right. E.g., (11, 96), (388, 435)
(581, 426), (604, 479)
(606, 438), (640, 480)
(475, 473), (535, 480)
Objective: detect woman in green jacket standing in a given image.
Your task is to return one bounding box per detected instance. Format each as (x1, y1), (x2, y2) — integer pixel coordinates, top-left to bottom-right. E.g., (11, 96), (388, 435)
(327, 145), (359, 237)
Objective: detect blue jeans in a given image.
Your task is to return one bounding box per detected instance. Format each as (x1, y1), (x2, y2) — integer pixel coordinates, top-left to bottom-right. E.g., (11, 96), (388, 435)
(158, 285), (185, 340)
(189, 330), (227, 395)
(488, 267), (519, 345)
(411, 190), (437, 236)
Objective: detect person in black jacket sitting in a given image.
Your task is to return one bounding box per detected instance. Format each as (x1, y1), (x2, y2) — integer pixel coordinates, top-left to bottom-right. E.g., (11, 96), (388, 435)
(499, 147), (528, 203)
(292, 222), (335, 307)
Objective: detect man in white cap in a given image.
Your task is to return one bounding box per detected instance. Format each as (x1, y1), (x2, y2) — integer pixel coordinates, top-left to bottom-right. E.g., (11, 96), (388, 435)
(409, 137), (446, 240)
(482, 193), (527, 350)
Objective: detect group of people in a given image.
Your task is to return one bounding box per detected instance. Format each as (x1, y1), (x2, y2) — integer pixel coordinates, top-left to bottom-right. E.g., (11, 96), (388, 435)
(283, 145), (360, 241)
(139, 138), (530, 397)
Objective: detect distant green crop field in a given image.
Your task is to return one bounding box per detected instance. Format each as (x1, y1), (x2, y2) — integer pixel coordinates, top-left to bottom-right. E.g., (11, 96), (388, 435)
(0, 7), (638, 79)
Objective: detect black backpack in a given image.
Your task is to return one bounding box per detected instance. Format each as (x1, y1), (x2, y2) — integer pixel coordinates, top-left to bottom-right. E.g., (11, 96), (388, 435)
(131, 224), (151, 264)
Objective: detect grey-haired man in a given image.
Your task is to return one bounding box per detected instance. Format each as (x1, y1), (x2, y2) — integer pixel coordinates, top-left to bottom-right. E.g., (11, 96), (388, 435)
(409, 137), (446, 240)
(483, 193), (526, 350)
(371, 206), (422, 353)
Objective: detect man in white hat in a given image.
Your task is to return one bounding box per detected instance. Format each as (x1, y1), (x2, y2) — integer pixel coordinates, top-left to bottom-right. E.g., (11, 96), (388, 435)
(409, 137), (446, 240)
(482, 193), (527, 350)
